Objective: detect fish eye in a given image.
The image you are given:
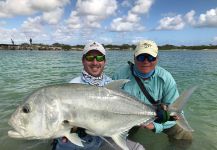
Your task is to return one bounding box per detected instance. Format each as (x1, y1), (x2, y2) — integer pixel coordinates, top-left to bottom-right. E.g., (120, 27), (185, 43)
(22, 104), (30, 113)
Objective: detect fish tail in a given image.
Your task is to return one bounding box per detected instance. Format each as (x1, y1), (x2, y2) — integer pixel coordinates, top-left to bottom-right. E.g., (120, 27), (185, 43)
(168, 86), (197, 132)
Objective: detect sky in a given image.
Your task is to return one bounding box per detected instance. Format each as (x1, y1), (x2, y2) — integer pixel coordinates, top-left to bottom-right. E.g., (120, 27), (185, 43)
(0, 0), (217, 46)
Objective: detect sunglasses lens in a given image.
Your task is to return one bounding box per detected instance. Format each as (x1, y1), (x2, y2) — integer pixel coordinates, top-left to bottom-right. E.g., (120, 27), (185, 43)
(96, 56), (105, 61)
(85, 55), (95, 61)
(136, 55), (145, 62)
(85, 55), (105, 61)
(136, 54), (156, 62)
(147, 55), (156, 62)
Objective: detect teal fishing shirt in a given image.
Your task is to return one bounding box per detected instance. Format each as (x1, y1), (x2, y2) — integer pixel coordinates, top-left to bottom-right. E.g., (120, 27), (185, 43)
(112, 64), (179, 133)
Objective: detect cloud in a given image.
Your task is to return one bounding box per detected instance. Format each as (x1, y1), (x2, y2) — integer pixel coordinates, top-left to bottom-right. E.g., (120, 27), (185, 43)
(0, 0), (35, 18)
(110, 15), (144, 32)
(196, 8), (217, 27)
(156, 7), (217, 30)
(0, 28), (28, 44)
(66, 11), (82, 29)
(31, 0), (69, 11)
(131, 0), (153, 14)
(156, 15), (185, 30)
(20, 16), (44, 38)
(66, 0), (117, 29)
(51, 25), (76, 43)
(0, 0), (69, 18)
(184, 10), (196, 25)
(213, 36), (217, 44)
(110, 0), (154, 32)
(42, 8), (64, 24)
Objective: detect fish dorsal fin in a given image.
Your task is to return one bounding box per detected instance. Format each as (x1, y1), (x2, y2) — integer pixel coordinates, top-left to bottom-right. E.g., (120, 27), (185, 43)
(169, 86), (197, 112)
(64, 132), (84, 147)
(111, 132), (129, 150)
(105, 80), (129, 91)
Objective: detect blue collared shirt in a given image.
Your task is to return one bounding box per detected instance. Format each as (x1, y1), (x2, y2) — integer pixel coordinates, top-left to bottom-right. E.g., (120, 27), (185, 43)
(112, 64), (179, 133)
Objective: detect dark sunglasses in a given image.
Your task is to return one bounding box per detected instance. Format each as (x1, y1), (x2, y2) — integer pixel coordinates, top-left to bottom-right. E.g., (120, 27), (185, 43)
(84, 55), (105, 62)
(136, 54), (156, 62)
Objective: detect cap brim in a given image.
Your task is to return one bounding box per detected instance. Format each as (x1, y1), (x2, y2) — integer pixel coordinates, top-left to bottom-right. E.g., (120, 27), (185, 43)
(135, 49), (157, 57)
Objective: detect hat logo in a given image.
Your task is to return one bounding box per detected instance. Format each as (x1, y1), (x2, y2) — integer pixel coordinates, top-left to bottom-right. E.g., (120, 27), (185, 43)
(90, 42), (98, 47)
(143, 43), (152, 48)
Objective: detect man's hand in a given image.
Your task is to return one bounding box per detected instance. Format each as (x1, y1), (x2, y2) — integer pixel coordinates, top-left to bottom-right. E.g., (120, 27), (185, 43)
(155, 104), (180, 123)
(141, 123), (155, 130)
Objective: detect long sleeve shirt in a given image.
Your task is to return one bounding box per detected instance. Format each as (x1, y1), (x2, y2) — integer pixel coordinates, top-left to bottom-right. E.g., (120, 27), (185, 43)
(112, 64), (179, 133)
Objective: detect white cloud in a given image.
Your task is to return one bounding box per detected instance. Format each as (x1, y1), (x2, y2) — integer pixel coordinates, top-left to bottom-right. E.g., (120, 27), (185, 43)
(76, 0), (117, 17)
(110, 15), (144, 32)
(197, 8), (217, 27)
(5, 24), (51, 44)
(184, 8), (217, 28)
(99, 37), (113, 44)
(42, 8), (64, 24)
(156, 15), (185, 30)
(213, 36), (217, 44)
(131, 0), (153, 14)
(0, 0), (69, 18)
(132, 36), (148, 44)
(126, 12), (140, 22)
(51, 25), (75, 43)
(21, 16), (44, 38)
(110, 0), (154, 32)
(0, 28), (29, 44)
(0, 0), (35, 17)
(31, 0), (69, 11)
(66, 11), (82, 29)
(157, 7), (217, 30)
(184, 10), (196, 25)
(66, 0), (117, 29)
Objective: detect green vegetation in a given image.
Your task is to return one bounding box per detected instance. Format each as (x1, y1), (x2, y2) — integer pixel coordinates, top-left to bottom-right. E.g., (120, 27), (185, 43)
(159, 44), (217, 50)
(0, 43), (217, 51)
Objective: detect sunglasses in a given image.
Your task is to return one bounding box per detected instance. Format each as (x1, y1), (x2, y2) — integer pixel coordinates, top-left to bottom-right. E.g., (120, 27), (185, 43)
(84, 55), (105, 62)
(136, 54), (156, 62)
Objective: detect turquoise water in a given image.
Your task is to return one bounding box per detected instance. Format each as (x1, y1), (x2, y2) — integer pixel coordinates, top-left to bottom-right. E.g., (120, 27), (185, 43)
(0, 50), (217, 150)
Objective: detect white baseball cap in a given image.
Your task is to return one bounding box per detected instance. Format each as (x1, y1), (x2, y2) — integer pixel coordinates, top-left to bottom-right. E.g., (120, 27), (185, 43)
(134, 40), (158, 57)
(83, 41), (106, 56)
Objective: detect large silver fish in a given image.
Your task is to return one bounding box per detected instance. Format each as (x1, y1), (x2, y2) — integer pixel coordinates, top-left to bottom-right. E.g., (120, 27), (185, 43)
(8, 80), (196, 150)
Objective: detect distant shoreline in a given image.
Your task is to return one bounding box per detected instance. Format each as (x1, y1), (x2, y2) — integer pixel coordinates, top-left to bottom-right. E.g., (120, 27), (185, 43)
(0, 43), (217, 51)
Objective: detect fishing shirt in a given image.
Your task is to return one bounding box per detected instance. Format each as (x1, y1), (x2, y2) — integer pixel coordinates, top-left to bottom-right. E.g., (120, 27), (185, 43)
(112, 64), (179, 133)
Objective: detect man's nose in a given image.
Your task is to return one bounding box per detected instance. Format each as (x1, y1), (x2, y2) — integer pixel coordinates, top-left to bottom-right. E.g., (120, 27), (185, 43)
(92, 58), (98, 64)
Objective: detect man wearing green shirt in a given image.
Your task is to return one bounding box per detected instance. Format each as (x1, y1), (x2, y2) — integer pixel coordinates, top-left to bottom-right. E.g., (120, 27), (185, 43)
(113, 40), (192, 144)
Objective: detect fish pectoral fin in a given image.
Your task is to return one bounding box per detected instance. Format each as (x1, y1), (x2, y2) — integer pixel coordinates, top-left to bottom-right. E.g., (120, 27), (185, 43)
(65, 132), (84, 147)
(112, 133), (129, 150)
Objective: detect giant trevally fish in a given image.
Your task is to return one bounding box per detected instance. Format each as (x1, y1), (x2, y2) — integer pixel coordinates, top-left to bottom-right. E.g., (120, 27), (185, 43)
(8, 80), (196, 150)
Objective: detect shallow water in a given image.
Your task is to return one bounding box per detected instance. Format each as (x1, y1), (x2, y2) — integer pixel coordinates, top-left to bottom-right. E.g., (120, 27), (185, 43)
(0, 50), (217, 150)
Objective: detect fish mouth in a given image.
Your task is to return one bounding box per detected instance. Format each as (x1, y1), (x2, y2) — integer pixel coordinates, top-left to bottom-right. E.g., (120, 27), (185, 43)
(8, 118), (25, 138)
(8, 130), (23, 138)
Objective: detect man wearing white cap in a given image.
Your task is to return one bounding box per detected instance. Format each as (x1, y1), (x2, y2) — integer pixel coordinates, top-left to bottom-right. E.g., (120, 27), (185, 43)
(113, 40), (192, 146)
(52, 41), (112, 150)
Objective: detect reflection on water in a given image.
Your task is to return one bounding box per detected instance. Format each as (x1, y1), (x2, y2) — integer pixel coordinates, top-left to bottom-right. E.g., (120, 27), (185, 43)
(0, 50), (217, 150)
